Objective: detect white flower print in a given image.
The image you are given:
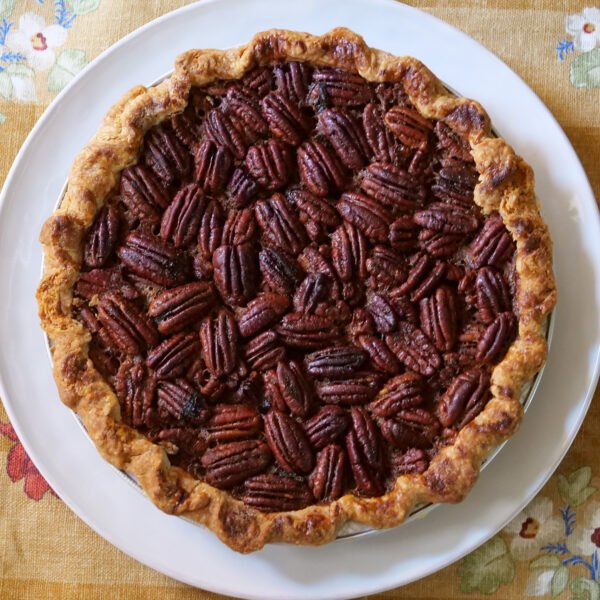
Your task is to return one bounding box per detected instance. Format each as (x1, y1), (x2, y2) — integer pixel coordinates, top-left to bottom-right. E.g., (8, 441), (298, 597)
(566, 7), (600, 53)
(504, 496), (563, 561)
(524, 569), (555, 596)
(567, 500), (600, 556)
(5, 13), (67, 71)
(9, 74), (36, 101)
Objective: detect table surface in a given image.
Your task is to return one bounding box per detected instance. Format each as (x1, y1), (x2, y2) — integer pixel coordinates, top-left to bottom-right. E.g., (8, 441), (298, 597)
(1, 1), (599, 599)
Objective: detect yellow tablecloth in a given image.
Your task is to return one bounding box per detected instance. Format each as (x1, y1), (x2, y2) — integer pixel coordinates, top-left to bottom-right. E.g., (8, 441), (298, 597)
(1, 1), (599, 598)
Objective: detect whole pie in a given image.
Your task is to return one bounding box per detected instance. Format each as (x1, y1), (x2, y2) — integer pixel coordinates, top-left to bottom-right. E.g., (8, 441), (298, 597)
(37, 28), (556, 553)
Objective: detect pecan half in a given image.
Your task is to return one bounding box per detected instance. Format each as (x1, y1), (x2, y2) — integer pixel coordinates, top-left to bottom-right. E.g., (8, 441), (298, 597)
(366, 245), (407, 290)
(437, 368), (490, 428)
(275, 313), (339, 349)
(432, 157), (478, 205)
(205, 404), (262, 442)
(157, 378), (208, 425)
(475, 267), (511, 324)
(115, 358), (156, 428)
(435, 122), (473, 162)
(305, 407), (351, 455)
(336, 192), (393, 243)
(310, 68), (373, 107)
(386, 292), (419, 326)
(222, 208), (256, 246)
(273, 61), (312, 103)
(148, 281), (215, 335)
(357, 334), (400, 374)
(366, 294), (397, 334)
(320, 108), (371, 169)
(160, 183), (205, 248)
(381, 408), (439, 451)
(246, 138), (294, 191)
(96, 292), (158, 355)
(255, 193), (307, 255)
(297, 138), (346, 196)
(259, 246), (303, 295)
(212, 244), (258, 305)
(143, 126), (190, 185)
(156, 427), (205, 457)
(238, 293), (290, 338)
(84, 205), (119, 269)
(393, 252), (446, 302)
(262, 91), (313, 146)
(289, 188), (340, 228)
(119, 232), (188, 287)
(305, 346), (367, 379)
(146, 331), (201, 379)
(413, 202), (479, 235)
(393, 448), (429, 475)
(419, 229), (463, 258)
(331, 222), (368, 283)
(362, 102), (401, 163)
(470, 215), (514, 268)
(120, 165), (170, 225)
(76, 267), (139, 301)
(309, 444), (347, 501)
(243, 67), (273, 96)
(272, 360), (312, 417)
(264, 410), (314, 474)
(202, 440), (271, 488)
(384, 106), (434, 147)
(361, 162), (426, 211)
(385, 320), (442, 376)
(203, 108), (246, 159)
(243, 473), (313, 512)
(197, 199), (224, 260)
(193, 139), (233, 195)
(227, 167), (260, 208)
(199, 310), (238, 378)
(293, 274), (330, 313)
(170, 110), (203, 151)
(371, 372), (423, 417)
(225, 85), (269, 142)
(346, 407), (384, 496)
(317, 373), (380, 405)
(244, 330), (286, 371)
(389, 215), (420, 252)
(419, 286), (458, 352)
(475, 311), (517, 364)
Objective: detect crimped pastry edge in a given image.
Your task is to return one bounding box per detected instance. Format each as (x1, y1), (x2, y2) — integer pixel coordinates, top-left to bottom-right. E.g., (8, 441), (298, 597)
(36, 27), (556, 553)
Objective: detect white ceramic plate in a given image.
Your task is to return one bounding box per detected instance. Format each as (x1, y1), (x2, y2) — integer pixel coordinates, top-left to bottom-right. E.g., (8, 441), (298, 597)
(1, 0), (598, 598)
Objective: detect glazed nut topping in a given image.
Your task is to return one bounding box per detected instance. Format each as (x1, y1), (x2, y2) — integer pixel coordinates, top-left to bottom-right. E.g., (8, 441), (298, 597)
(74, 60), (524, 512)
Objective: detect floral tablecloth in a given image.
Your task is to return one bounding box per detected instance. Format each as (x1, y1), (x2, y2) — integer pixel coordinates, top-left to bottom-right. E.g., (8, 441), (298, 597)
(1, 1), (599, 598)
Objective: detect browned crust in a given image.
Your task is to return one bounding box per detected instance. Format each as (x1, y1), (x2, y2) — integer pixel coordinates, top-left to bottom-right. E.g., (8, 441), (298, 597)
(36, 28), (556, 553)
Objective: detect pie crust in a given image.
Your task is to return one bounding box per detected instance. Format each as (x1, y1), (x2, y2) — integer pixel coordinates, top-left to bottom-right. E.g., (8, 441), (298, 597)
(36, 27), (556, 553)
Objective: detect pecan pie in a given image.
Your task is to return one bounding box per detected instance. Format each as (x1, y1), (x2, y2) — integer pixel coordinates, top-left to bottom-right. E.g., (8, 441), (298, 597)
(37, 28), (556, 553)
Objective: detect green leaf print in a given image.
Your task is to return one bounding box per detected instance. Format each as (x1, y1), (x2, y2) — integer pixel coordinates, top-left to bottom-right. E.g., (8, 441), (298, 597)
(458, 535), (515, 595)
(0, 0), (16, 19)
(5, 64), (34, 79)
(530, 555), (562, 570)
(570, 48), (600, 89)
(571, 576), (600, 600)
(47, 49), (88, 93)
(0, 112), (6, 125)
(67, 0), (101, 15)
(0, 70), (13, 101)
(558, 466), (597, 507)
(551, 565), (569, 598)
